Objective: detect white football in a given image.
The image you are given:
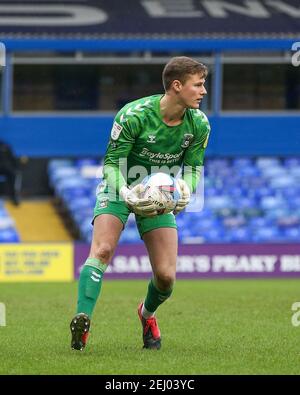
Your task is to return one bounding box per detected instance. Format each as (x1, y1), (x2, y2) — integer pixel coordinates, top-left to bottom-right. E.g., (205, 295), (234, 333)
(141, 173), (181, 215)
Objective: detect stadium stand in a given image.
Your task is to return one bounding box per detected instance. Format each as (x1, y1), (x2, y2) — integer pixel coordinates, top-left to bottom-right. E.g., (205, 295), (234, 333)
(48, 157), (300, 244)
(0, 140), (22, 206)
(5, 199), (72, 242)
(0, 199), (20, 242)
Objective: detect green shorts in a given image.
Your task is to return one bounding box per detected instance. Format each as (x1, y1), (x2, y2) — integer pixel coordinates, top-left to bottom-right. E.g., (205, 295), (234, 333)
(93, 193), (177, 238)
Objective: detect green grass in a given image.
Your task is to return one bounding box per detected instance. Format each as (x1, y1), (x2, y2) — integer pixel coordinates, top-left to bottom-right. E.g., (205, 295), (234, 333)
(1, 279), (300, 374)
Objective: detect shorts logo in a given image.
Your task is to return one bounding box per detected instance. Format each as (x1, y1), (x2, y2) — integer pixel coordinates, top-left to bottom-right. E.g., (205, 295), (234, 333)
(111, 122), (123, 141)
(181, 134), (194, 148)
(99, 198), (109, 208)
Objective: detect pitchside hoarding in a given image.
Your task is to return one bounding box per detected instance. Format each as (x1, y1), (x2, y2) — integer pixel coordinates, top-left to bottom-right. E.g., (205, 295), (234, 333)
(0, 244), (73, 282)
(75, 244), (300, 279)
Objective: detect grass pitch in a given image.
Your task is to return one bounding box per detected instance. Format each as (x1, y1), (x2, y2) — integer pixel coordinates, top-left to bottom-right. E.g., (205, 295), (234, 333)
(0, 279), (300, 375)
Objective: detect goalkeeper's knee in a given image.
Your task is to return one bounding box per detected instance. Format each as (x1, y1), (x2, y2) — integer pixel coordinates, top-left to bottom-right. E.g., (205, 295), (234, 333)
(154, 273), (175, 293)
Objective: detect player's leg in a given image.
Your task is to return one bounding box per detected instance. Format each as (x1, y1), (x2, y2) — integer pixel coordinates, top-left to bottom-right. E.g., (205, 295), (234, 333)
(71, 214), (123, 351)
(70, 191), (131, 351)
(136, 213), (177, 349)
(77, 214), (123, 316)
(143, 227), (177, 309)
(71, 214), (124, 350)
(71, 193), (130, 351)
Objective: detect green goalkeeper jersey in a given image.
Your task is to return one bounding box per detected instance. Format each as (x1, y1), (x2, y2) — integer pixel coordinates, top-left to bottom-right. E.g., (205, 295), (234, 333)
(103, 94), (211, 194)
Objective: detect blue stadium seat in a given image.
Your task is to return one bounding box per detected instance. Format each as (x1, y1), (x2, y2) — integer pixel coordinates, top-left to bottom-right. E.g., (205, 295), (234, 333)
(55, 177), (90, 195)
(119, 227), (141, 244)
(252, 227), (282, 242)
(49, 166), (79, 187)
(68, 197), (93, 213)
(223, 216), (246, 228)
(73, 208), (94, 227)
(260, 196), (285, 210)
(290, 166), (300, 178)
(284, 228), (300, 241)
(249, 217), (273, 229)
(48, 159), (73, 174)
(0, 217), (15, 229)
(239, 166), (260, 177)
(288, 196), (300, 209)
(281, 186), (300, 199)
(277, 215), (300, 228)
(203, 228), (225, 242)
(225, 227), (252, 243)
(284, 158), (300, 168)
(261, 167), (287, 179)
(270, 175), (295, 189)
(232, 158), (253, 167)
(206, 196), (234, 210)
(61, 187), (90, 204)
(256, 157), (281, 168)
(0, 199), (20, 242)
(0, 229), (20, 242)
(75, 158), (98, 168)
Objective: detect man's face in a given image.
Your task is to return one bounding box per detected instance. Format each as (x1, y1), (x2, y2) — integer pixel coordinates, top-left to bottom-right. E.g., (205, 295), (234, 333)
(176, 73), (207, 109)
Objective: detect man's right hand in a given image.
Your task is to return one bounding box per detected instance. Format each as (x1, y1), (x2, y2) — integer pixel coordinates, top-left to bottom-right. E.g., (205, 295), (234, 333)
(120, 185), (158, 217)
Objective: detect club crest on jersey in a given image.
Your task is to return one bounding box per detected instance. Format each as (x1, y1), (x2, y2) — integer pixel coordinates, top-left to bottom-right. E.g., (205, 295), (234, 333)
(147, 135), (156, 144)
(181, 134), (194, 148)
(111, 122), (123, 141)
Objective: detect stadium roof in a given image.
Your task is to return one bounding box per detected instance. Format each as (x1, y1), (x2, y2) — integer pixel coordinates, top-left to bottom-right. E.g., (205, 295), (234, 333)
(0, 0), (299, 39)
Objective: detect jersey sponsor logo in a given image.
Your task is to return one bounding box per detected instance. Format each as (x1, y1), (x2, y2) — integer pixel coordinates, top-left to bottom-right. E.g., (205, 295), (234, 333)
(139, 147), (184, 161)
(147, 135), (156, 143)
(111, 122), (123, 140)
(181, 134), (194, 148)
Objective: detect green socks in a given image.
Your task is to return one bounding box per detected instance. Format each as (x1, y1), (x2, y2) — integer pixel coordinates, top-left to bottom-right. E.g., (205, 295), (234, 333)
(77, 260), (172, 318)
(76, 258), (108, 318)
(144, 278), (173, 314)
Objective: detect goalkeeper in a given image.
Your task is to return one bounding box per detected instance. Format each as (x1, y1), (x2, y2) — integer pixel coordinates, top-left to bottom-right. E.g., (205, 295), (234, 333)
(70, 56), (211, 351)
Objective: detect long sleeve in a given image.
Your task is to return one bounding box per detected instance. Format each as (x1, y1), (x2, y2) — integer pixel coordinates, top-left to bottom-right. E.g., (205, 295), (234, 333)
(182, 116), (211, 193)
(103, 111), (139, 193)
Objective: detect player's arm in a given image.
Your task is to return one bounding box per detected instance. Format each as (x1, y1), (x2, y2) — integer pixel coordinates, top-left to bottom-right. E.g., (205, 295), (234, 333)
(182, 121), (210, 193)
(103, 112), (157, 216)
(174, 116), (211, 214)
(103, 112), (136, 193)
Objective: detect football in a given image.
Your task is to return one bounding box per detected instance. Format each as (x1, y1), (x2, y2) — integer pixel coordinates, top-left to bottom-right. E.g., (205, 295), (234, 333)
(141, 172), (181, 215)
